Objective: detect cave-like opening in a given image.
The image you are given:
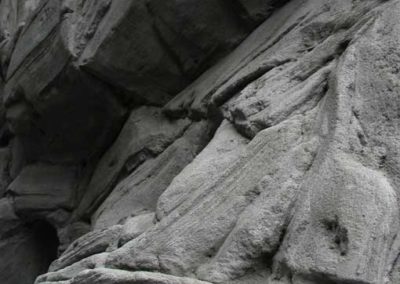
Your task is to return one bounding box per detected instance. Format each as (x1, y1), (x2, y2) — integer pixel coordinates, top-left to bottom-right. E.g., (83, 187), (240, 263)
(30, 220), (60, 276)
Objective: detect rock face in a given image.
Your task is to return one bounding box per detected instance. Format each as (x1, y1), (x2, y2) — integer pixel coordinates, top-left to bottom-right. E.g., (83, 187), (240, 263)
(1, 0), (400, 284)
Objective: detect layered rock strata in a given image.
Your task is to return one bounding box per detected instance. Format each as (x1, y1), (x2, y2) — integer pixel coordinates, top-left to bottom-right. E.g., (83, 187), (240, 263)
(1, 1), (400, 284)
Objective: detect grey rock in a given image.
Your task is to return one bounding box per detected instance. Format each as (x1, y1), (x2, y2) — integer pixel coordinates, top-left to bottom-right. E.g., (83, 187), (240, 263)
(4, 64), (125, 165)
(0, 0), (41, 76)
(1, 0), (400, 284)
(3, 0), (126, 166)
(6, 0), (61, 78)
(0, 147), (10, 196)
(145, 0), (249, 77)
(49, 225), (122, 272)
(0, 197), (21, 238)
(37, 282), (70, 284)
(105, 109), (319, 278)
(70, 268), (211, 284)
(78, 0), (276, 106)
(163, 0), (381, 125)
(118, 213), (155, 247)
(271, 2), (400, 283)
(156, 120), (249, 221)
(75, 106), (191, 220)
(78, 0), (187, 106)
(235, 0), (288, 26)
(57, 222), (91, 253)
(35, 253), (108, 284)
(0, 199), (59, 284)
(8, 163), (78, 215)
(92, 120), (214, 230)
(66, 0), (113, 57)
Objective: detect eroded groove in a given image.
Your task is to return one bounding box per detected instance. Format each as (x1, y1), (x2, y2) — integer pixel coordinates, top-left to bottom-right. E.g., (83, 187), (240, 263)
(212, 58), (295, 108)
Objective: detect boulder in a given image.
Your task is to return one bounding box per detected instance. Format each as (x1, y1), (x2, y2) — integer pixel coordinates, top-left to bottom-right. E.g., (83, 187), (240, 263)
(78, 0), (278, 106)
(8, 163), (78, 215)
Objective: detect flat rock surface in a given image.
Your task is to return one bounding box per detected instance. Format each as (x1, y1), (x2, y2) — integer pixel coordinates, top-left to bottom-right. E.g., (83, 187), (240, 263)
(8, 163), (78, 214)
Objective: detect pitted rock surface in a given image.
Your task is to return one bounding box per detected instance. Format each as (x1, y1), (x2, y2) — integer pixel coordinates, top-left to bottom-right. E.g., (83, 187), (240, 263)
(1, 1), (400, 284)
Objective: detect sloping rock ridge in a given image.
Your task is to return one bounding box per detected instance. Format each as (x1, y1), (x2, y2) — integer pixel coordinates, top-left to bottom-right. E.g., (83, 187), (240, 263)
(1, 0), (400, 284)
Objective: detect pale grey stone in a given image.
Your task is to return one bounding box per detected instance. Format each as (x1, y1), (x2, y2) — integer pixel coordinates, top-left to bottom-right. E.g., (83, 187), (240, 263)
(35, 253), (108, 284)
(70, 268), (212, 284)
(49, 226), (122, 272)
(0, 1), (399, 284)
(92, 120), (214, 230)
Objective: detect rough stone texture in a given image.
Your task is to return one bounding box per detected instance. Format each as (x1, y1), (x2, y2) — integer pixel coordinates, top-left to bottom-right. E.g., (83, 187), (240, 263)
(35, 253), (109, 284)
(118, 213), (155, 247)
(75, 106), (191, 220)
(77, 0), (276, 105)
(8, 163), (78, 214)
(49, 225), (123, 272)
(106, 107), (319, 280)
(92, 120), (215, 230)
(3, 0), (126, 164)
(1, 0), (400, 284)
(70, 268), (212, 284)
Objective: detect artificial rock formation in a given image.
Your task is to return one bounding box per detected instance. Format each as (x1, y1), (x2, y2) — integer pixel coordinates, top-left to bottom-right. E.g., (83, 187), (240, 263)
(1, 0), (400, 284)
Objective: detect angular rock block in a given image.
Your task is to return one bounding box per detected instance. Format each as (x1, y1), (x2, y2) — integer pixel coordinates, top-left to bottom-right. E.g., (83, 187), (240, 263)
(8, 163), (78, 216)
(92, 120), (214, 229)
(78, 0), (187, 106)
(75, 107), (191, 220)
(145, 0), (249, 76)
(3, 0), (125, 167)
(78, 0), (275, 106)
(163, 0), (382, 126)
(105, 108), (319, 278)
(0, 0), (42, 76)
(155, 120), (249, 220)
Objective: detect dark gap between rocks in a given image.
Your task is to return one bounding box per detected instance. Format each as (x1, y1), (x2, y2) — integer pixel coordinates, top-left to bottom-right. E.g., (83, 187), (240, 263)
(29, 220), (60, 276)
